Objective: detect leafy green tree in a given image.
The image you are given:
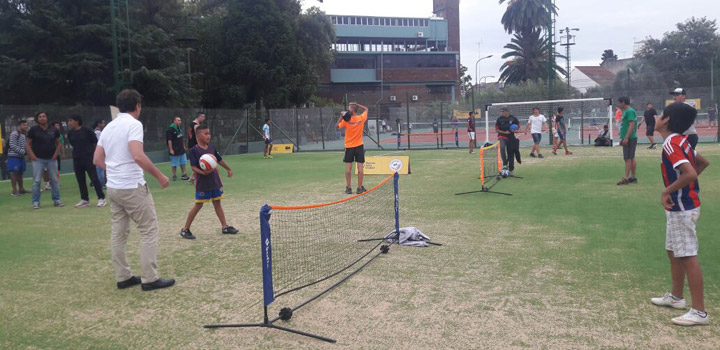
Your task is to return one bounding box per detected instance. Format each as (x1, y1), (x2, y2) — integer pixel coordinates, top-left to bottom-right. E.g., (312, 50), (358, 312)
(601, 49), (618, 64)
(499, 29), (566, 84)
(635, 17), (720, 87)
(498, 0), (557, 35)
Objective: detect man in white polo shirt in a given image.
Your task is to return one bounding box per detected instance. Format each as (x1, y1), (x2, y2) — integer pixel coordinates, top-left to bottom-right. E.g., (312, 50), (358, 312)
(94, 89), (174, 291)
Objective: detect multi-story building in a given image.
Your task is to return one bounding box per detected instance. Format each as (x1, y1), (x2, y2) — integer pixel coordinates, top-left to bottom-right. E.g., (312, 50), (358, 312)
(316, 0), (461, 106)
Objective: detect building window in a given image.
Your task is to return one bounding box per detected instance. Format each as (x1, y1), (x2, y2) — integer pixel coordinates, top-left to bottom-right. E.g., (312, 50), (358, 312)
(332, 56), (377, 69)
(427, 85), (451, 95)
(382, 54), (456, 68)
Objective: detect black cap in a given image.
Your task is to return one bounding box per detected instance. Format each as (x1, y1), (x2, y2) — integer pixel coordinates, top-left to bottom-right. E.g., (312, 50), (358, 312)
(342, 111), (352, 121)
(670, 88), (687, 95)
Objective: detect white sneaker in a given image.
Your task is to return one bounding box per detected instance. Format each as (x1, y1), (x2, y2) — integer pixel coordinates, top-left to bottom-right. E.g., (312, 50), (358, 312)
(75, 200), (90, 208)
(97, 199), (107, 207)
(44, 182), (51, 190)
(651, 292), (686, 309)
(672, 308), (710, 326)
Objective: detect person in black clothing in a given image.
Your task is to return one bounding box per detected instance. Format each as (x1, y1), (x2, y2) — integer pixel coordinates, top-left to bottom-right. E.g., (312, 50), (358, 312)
(644, 103), (658, 149)
(67, 115), (105, 208)
(495, 106), (520, 176)
(167, 116), (188, 181)
(27, 111), (63, 208)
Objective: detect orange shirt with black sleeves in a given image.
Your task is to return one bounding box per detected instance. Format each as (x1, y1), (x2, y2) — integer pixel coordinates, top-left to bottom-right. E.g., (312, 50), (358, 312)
(338, 111), (367, 148)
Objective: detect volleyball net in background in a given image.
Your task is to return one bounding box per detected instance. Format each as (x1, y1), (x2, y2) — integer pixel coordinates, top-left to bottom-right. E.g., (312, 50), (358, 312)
(205, 173), (400, 343)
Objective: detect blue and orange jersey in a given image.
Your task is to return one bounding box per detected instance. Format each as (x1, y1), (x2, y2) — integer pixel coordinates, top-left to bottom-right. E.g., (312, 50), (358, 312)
(661, 133), (700, 211)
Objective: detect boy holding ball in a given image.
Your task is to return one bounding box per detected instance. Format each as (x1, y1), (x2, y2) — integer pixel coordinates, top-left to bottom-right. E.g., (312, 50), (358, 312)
(180, 126), (239, 239)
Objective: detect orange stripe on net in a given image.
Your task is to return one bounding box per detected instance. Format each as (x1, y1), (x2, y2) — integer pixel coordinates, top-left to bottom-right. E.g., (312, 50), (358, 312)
(270, 173), (395, 210)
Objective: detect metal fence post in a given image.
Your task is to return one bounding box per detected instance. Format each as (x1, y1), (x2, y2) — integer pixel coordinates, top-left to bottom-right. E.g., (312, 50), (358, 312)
(295, 108), (300, 152)
(245, 108), (249, 153)
(319, 108), (325, 150)
(406, 92), (411, 149)
(440, 103), (444, 148)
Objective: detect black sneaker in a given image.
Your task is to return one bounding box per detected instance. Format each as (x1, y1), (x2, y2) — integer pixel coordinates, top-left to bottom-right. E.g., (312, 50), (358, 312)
(141, 278), (175, 291)
(628, 177), (638, 183)
(117, 276), (142, 289)
(537, 154), (544, 158)
(172, 175), (177, 181)
(530, 153), (536, 158)
(357, 186), (367, 194)
(180, 228), (196, 239)
(181, 174), (189, 181)
(345, 187), (352, 194)
(222, 226), (239, 234)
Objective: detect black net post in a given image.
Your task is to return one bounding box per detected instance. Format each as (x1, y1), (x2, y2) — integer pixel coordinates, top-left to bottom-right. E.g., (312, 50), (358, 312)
(294, 108), (300, 152)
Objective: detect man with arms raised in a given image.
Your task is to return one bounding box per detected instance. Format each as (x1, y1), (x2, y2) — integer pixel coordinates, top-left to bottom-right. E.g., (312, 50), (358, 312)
(338, 102), (368, 194)
(94, 89), (175, 291)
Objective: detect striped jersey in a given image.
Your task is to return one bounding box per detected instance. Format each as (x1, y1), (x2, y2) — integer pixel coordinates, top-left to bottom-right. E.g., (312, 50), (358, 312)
(8, 130), (27, 157)
(661, 133), (700, 211)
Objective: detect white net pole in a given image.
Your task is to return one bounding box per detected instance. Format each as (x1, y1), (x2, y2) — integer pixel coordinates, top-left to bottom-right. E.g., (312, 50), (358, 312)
(484, 109), (490, 144)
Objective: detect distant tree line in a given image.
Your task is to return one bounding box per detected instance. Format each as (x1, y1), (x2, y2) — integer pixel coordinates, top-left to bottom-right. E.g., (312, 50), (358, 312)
(0, 0), (336, 109)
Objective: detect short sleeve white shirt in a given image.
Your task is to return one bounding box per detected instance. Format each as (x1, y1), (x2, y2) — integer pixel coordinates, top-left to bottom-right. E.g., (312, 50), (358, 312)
(262, 124), (271, 139)
(97, 113), (146, 189)
(527, 114), (547, 134)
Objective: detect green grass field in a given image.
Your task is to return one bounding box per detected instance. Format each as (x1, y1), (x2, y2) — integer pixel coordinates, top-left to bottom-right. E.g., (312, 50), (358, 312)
(1, 145), (719, 349)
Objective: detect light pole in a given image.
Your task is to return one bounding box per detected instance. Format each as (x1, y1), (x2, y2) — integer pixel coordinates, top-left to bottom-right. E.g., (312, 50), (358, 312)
(559, 27), (579, 91)
(472, 55), (493, 112)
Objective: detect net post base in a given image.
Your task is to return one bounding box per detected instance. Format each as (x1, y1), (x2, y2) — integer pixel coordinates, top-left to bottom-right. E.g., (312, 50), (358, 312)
(204, 322), (337, 343)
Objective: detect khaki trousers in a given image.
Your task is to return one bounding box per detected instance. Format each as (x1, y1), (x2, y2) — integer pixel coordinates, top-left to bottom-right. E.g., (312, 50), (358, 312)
(108, 184), (160, 284)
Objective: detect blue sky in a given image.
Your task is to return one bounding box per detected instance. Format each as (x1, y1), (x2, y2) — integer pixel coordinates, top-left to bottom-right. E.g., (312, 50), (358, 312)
(302, 0), (720, 83)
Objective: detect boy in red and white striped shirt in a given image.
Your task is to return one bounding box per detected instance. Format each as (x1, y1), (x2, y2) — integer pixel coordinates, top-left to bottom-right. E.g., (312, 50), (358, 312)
(651, 102), (711, 326)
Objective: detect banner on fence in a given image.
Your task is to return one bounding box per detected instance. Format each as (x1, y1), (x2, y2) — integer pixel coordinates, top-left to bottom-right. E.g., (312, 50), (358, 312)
(666, 99), (701, 109)
(271, 143), (294, 153)
(355, 156), (410, 175)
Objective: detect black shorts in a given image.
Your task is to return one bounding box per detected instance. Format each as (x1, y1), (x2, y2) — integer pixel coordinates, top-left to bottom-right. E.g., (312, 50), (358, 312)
(343, 145), (365, 163)
(646, 123), (655, 136)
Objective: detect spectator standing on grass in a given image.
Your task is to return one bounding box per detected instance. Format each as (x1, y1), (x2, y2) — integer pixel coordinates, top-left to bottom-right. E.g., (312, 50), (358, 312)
(670, 88), (699, 148)
(93, 119), (106, 188)
(617, 96), (638, 185)
(27, 112), (63, 209)
(7, 120), (29, 196)
(262, 118), (273, 159)
(94, 89), (174, 291)
(524, 107), (547, 158)
(166, 116), (189, 181)
(467, 111), (477, 153)
(708, 104), (717, 128)
(644, 103), (658, 149)
(67, 115), (105, 208)
(650, 102), (710, 326)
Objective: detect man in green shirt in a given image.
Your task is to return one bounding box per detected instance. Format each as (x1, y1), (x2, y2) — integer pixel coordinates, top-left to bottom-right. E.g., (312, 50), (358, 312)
(617, 96), (638, 185)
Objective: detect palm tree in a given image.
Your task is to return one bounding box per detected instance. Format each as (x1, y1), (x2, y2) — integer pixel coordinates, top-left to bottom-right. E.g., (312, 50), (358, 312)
(499, 29), (566, 84)
(499, 0), (557, 35)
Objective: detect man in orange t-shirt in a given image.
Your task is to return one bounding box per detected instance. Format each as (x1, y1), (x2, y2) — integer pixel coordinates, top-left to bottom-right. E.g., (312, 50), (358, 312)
(337, 102), (368, 195)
